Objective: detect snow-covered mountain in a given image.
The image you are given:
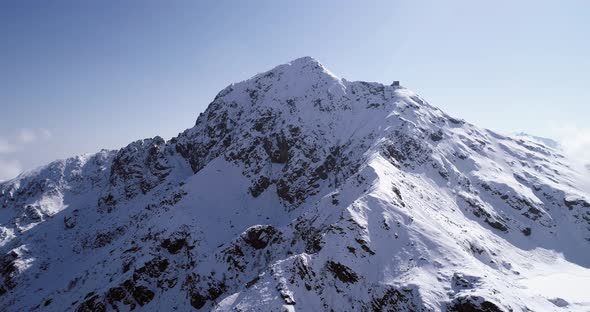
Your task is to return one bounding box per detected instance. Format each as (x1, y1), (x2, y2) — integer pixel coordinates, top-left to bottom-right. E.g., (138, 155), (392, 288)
(1, 57), (590, 312)
(512, 132), (560, 150)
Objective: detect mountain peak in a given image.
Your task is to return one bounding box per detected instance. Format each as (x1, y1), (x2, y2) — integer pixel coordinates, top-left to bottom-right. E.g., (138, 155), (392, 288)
(288, 55), (321, 66)
(255, 56), (340, 82)
(2, 59), (590, 312)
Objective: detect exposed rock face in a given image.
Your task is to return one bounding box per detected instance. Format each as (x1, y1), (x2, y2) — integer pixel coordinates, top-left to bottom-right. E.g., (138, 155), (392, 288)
(447, 296), (504, 312)
(0, 57), (589, 311)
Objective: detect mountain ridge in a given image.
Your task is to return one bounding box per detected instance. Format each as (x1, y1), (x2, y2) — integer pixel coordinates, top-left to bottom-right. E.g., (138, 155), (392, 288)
(1, 57), (590, 311)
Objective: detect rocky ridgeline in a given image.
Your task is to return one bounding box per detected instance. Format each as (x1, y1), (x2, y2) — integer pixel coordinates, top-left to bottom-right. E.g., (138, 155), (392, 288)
(0, 57), (589, 311)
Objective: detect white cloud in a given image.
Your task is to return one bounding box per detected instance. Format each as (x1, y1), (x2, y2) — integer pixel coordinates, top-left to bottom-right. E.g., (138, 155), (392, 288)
(551, 125), (590, 165)
(17, 128), (52, 144)
(0, 158), (22, 181)
(0, 128), (52, 154)
(39, 128), (52, 140)
(0, 138), (16, 154)
(0, 128), (52, 181)
(17, 129), (36, 144)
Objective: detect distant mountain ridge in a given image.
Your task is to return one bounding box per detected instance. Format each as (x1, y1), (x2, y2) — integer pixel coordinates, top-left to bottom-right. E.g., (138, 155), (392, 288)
(1, 57), (590, 311)
(512, 132), (560, 149)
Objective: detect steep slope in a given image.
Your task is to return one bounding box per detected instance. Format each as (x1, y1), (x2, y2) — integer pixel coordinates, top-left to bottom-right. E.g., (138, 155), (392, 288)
(1, 57), (589, 312)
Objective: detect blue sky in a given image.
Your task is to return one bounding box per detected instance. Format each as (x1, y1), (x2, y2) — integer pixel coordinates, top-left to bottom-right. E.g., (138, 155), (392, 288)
(1, 0), (589, 180)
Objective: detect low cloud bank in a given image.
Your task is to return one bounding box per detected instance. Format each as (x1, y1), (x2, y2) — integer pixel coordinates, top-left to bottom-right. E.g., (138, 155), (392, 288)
(0, 128), (52, 181)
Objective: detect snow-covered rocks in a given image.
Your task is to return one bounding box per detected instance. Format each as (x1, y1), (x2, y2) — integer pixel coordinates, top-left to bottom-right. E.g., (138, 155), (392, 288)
(1, 57), (589, 311)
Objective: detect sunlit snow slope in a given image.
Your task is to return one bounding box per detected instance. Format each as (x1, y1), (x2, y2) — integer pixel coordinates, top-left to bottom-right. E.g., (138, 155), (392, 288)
(1, 57), (590, 312)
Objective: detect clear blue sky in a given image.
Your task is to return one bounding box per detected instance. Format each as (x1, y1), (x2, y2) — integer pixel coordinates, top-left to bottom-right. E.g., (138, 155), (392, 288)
(1, 0), (589, 180)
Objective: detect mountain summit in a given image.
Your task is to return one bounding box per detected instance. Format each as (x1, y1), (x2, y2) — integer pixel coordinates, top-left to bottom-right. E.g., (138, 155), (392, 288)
(1, 58), (589, 311)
